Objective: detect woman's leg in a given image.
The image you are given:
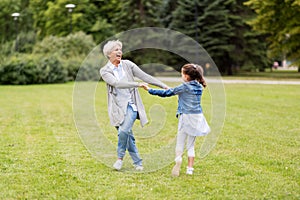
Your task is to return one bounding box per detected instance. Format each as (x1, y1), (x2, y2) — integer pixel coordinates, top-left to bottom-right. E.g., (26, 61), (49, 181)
(115, 105), (138, 166)
(118, 105), (143, 167)
(127, 130), (143, 167)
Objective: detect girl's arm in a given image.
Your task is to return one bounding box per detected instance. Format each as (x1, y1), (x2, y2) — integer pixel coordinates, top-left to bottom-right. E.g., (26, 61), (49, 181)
(141, 82), (184, 97)
(148, 88), (175, 97)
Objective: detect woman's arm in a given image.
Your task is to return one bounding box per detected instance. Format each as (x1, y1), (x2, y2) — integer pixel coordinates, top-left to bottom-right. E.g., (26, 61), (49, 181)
(127, 60), (169, 89)
(100, 67), (139, 88)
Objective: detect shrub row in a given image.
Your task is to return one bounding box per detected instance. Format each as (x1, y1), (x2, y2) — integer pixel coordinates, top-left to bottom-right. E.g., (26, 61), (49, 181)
(0, 54), (67, 85)
(0, 31), (102, 84)
(0, 53), (101, 85)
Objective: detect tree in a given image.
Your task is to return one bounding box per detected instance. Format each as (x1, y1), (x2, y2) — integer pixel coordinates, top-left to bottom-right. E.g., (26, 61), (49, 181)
(29, 0), (53, 38)
(29, 0), (116, 43)
(0, 0), (33, 43)
(245, 0), (300, 71)
(110, 0), (167, 71)
(112, 0), (163, 32)
(167, 0), (269, 74)
(160, 0), (179, 28)
(170, 0), (236, 74)
(30, 0), (95, 37)
(86, 0), (121, 43)
(226, 0), (269, 72)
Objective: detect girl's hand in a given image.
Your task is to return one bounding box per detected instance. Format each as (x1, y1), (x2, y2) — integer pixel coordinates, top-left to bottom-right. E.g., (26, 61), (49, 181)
(139, 82), (150, 91)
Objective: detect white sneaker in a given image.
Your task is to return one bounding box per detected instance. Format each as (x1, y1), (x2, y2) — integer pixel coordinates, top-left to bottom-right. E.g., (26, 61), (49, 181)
(135, 165), (144, 171)
(113, 159), (123, 170)
(171, 156), (182, 176)
(186, 167), (194, 175)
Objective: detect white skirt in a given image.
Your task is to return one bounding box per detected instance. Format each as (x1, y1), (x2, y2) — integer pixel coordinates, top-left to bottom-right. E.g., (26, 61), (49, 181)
(178, 113), (210, 136)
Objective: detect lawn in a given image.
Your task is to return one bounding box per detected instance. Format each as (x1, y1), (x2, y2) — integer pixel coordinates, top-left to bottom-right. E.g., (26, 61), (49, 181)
(0, 81), (299, 199)
(225, 69), (300, 80)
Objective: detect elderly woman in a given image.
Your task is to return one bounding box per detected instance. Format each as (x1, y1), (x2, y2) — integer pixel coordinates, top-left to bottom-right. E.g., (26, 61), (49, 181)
(100, 40), (168, 171)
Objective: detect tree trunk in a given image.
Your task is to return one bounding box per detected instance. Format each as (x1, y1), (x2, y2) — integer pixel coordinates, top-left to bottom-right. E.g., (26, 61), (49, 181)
(227, 65), (233, 75)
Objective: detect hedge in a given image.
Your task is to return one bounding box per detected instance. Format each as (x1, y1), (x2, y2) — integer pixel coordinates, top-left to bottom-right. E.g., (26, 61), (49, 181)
(0, 54), (67, 85)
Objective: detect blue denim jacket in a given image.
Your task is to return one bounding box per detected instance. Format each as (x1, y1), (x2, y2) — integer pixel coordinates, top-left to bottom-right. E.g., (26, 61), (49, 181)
(148, 80), (203, 116)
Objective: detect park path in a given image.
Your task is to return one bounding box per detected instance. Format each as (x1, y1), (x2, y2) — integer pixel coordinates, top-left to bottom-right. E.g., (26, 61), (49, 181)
(156, 77), (300, 85)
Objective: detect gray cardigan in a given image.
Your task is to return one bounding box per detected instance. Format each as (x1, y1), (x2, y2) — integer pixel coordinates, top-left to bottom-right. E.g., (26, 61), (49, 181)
(100, 60), (168, 127)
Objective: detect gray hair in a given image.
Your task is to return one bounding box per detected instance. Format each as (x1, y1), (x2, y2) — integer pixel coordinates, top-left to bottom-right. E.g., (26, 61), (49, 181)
(103, 40), (122, 59)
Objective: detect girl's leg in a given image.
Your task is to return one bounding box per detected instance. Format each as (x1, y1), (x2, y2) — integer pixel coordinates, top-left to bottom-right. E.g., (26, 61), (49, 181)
(172, 132), (186, 176)
(187, 157), (194, 168)
(186, 135), (196, 175)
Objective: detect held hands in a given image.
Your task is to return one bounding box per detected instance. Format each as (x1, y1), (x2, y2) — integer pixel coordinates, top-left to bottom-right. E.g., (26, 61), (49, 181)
(138, 82), (150, 91)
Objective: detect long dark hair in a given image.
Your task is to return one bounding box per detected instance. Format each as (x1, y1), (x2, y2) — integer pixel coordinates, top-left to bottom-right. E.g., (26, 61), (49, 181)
(182, 63), (207, 87)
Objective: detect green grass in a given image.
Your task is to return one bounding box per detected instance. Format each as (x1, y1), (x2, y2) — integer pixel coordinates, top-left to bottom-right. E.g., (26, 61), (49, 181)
(227, 70), (300, 80)
(0, 82), (299, 199)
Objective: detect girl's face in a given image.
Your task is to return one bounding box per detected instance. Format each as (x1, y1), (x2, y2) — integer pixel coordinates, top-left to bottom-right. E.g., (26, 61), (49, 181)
(181, 69), (189, 82)
(108, 45), (122, 66)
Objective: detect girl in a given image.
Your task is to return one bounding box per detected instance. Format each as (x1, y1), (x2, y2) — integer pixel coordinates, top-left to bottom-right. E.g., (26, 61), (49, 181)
(142, 64), (210, 176)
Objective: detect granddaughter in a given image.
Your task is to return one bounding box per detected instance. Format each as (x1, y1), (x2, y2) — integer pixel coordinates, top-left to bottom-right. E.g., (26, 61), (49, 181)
(142, 63), (210, 176)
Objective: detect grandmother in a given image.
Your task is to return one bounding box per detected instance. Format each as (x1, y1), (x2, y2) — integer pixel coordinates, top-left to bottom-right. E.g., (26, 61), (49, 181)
(100, 40), (168, 171)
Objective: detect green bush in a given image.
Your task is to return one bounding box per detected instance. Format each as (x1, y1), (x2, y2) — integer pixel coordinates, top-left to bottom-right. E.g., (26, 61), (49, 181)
(241, 60), (257, 72)
(33, 31), (96, 58)
(0, 32), (99, 84)
(61, 54), (103, 81)
(75, 60), (101, 81)
(61, 57), (82, 81)
(14, 31), (36, 53)
(0, 41), (14, 58)
(32, 31), (97, 81)
(0, 54), (67, 85)
(38, 55), (67, 83)
(0, 55), (37, 85)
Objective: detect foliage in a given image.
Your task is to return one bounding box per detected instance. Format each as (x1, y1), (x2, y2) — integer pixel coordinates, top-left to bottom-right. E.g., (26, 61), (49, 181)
(226, 0), (270, 72)
(30, 0), (93, 37)
(0, 41), (15, 58)
(29, 0), (117, 43)
(33, 31), (97, 81)
(75, 60), (101, 81)
(0, 0), (297, 77)
(0, 54), (67, 84)
(33, 31), (96, 58)
(61, 57), (83, 81)
(86, 0), (120, 43)
(0, 0), (20, 42)
(63, 55), (102, 81)
(14, 31), (37, 53)
(168, 0), (269, 74)
(112, 0), (163, 32)
(88, 18), (115, 44)
(28, 0), (50, 38)
(0, 0), (34, 42)
(170, 0), (234, 74)
(245, 0), (300, 70)
(0, 32), (99, 84)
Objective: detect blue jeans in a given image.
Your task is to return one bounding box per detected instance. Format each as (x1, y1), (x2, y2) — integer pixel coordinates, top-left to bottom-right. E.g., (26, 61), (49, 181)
(117, 105), (142, 166)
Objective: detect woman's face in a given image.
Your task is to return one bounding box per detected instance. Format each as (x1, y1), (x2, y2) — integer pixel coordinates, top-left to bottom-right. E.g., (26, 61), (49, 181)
(108, 45), (122, 65)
